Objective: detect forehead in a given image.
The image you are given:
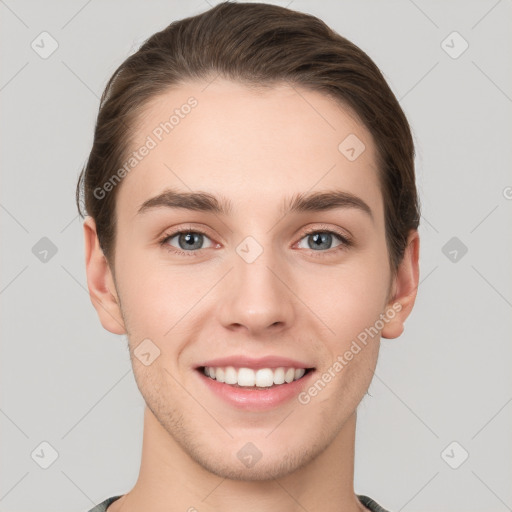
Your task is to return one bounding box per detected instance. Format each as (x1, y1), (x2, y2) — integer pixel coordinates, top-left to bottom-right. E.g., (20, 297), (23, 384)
(116, 79), (383, 223)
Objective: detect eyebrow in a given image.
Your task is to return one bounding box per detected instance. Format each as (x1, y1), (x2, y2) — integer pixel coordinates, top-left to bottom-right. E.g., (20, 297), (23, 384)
(137, 187), (373, 221)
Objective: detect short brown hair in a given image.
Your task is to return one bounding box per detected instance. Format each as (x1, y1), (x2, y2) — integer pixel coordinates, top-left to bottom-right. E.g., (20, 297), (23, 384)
(76, 1), (420, 273)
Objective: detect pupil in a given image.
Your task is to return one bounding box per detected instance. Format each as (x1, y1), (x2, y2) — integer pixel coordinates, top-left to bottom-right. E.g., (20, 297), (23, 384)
(181, 232), (201, 250)
(310, 232), (331, 250)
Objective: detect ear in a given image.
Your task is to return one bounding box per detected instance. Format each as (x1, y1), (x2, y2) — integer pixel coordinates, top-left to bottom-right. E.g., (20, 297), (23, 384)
(381, 230), (420, 339)
(83, 216), (126, 335)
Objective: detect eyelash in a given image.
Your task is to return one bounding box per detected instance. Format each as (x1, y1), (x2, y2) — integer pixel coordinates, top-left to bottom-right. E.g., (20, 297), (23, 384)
(158, 225), (353, 258)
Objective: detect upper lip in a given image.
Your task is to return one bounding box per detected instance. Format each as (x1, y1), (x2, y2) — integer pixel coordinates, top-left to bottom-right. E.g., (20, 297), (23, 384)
(195, 355), (315, 370)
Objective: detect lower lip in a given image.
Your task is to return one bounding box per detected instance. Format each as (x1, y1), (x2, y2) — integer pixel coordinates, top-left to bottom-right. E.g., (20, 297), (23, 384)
(196, 369), (315, 411)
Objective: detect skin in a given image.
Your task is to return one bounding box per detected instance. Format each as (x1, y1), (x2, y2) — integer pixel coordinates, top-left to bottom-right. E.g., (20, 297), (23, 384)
(84, 79), (420, 512)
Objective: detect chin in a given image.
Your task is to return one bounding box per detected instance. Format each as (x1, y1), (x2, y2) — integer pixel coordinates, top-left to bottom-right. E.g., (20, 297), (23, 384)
(186, 435), (328, 482)
(192, 451), (305, 482)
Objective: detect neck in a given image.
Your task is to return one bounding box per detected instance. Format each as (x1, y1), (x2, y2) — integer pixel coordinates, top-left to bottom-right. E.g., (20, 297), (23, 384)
(110, 407), (366, 512)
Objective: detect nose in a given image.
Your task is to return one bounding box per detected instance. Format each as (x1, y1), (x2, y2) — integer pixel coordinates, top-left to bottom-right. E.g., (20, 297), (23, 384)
(217, 245), (296, 336)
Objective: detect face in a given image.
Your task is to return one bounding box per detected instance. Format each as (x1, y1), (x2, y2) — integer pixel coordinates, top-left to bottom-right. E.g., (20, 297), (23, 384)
(86, 79), (415, 481)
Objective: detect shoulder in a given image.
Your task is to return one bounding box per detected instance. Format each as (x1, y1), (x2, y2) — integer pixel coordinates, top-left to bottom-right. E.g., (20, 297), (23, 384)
(357, 494), (392, 512)
(86, 495), (123, 512)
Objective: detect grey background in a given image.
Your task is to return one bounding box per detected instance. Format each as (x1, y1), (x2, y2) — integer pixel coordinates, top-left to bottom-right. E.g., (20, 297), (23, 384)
(1, 0), (511, 511)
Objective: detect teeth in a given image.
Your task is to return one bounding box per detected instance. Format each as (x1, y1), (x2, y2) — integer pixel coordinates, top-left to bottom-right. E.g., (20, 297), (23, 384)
(224, 366), (237, 384)
(273, 367), (285, 385)
(255, 368), (274, 387)
(202, 366), (308, 387)
(238, 367), (255, 386)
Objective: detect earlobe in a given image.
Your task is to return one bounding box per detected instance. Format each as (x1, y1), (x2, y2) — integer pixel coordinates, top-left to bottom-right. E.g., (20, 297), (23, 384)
(381, 230), (420, 339)
(83, 216), (126, 335)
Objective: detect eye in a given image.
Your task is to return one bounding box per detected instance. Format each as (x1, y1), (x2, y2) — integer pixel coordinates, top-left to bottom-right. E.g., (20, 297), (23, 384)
(160, 229), (215, 256)
(158, 225), (352, 258)
(296, 227), (352, 255)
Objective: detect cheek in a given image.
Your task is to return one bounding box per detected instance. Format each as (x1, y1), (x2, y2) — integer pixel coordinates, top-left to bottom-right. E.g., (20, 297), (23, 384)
(301, 255), (390, 341)
(304, 264), (386, 407)
(115, 250), (210, 337)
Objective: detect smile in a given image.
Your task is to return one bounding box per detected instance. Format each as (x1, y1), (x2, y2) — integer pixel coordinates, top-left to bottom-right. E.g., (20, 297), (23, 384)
(201, 366), (313, 388)
(195, 365), (316, 411)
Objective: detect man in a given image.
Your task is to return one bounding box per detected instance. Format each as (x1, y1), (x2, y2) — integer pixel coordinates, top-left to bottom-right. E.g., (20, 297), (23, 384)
(78, 3), (420, 511)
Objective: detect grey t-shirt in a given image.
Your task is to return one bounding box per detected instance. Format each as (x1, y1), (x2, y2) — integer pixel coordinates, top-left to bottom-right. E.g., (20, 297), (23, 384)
(87, 494), (390, 511)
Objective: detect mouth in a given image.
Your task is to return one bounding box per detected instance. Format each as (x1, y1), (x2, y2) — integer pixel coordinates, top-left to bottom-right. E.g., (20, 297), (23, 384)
(197, 365), (315, 389)
(192, 356), (317, 410)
